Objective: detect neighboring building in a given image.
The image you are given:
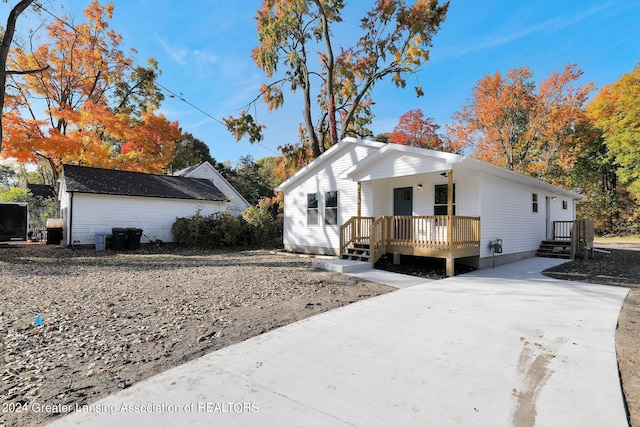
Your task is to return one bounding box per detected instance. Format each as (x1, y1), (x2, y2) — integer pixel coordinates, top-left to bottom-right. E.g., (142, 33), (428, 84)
(26, 183), (55, 199)
(275, 137), (582, 275)
(58, 163), (245, 246)
(0, 202), (28, 242)
(173, 161), (250, 216)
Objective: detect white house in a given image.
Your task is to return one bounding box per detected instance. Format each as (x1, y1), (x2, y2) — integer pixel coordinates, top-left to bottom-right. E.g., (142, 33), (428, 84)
(173, 161), (250, 216)
(58, 162), (250, 247)
(275, 137), (583, 275)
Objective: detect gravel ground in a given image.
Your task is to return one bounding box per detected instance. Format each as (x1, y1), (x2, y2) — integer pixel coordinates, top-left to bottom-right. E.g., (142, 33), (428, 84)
(0, 246), (393, 427)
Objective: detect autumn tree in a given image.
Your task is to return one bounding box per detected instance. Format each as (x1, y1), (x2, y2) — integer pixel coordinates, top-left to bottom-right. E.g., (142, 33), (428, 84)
(389, 108), (443, 149)
(448, 64), (593, 182)
(567, 118), (636, 233)
(2, 1), (181, 184)
(588, 64), (640, 200)
(225, 0), (449, 160)
(0, 0), (41, 152)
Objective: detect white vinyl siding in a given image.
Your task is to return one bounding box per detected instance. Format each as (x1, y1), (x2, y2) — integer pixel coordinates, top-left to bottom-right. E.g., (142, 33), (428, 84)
(179, 162), (250, 215)
(350, 150), (450, 181)
(68, 194), (226, 245)
(366, 172), (479, 218)
(479, 175), (547, 258)
(279, 138), (579, 263)
(282, 143), (376, 253)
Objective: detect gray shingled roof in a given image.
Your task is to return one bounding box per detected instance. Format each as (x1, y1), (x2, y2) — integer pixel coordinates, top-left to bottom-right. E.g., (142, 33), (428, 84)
(62, 165), (228, 202)
(27, 183), (55, 199)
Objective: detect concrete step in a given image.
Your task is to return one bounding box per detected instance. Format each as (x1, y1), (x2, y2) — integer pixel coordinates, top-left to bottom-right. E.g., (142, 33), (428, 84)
(312, 259), (371, 273)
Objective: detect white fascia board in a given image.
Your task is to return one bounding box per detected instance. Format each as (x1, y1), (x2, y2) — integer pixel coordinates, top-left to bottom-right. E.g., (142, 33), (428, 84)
(274, 137), (384, 193)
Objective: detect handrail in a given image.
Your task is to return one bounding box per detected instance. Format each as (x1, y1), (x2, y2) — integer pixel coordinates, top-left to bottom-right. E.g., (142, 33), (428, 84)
(370, 215), (480, 264)
(552, 220), (574, 240)
(370, 216), (385, 265)
(343, 215), (480, 265)
(339, 216), (374, 256)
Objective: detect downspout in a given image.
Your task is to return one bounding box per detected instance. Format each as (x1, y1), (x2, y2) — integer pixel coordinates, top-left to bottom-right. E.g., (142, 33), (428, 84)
(68, 191), (73, 247)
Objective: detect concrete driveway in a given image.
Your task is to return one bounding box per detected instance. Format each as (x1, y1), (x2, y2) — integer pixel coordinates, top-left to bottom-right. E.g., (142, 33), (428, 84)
(52, 257), (629, 427)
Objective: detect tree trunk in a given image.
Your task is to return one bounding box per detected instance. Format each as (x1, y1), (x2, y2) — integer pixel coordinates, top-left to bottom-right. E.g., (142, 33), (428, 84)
(0, 0), (36, 153)
(313, 0), (337, 149)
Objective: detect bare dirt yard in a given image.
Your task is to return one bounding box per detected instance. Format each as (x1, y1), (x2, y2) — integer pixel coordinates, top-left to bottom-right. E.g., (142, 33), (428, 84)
(0, 246), (392, 427)
(544, 243), (640, 427)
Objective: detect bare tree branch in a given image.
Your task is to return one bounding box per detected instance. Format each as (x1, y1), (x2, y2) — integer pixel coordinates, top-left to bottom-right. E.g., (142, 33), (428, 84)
(6, 64), (50, 75)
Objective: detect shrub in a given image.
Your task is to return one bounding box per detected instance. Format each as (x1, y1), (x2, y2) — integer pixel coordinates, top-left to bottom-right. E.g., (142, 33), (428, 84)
(172, 200), (283, 249)
(171, 211), (259, 248)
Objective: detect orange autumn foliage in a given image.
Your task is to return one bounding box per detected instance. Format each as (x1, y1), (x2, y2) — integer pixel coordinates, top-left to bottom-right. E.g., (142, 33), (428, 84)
(448, 64), (593, 183)
(2, 1), (180, 179)
(389, 108), (443, 150)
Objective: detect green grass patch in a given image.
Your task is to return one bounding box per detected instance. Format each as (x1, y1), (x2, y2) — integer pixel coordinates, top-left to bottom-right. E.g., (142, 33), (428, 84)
(595, 235), (640, 243)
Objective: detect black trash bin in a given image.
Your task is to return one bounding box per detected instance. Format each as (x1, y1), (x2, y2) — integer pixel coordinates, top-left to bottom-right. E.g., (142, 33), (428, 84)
(111, 228), (127, 251)
(46, 218), (63, 245)
(46, 228), (63, 245)
(126, 228), (143, 250)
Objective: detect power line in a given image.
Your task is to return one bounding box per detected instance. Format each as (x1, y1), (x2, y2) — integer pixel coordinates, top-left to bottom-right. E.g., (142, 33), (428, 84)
(29, 2), (280, 156)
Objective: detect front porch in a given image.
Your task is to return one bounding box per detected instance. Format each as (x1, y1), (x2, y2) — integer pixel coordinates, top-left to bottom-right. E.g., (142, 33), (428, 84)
(340, 215), (481, 277)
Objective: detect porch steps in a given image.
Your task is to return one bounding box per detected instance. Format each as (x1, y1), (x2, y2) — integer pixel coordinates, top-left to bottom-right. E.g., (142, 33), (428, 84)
(536, 240), (572, 259)
(342, 243), (371, 262)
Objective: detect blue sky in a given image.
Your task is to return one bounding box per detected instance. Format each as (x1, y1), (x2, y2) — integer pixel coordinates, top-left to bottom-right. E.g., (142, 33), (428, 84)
(4, 1), (640, 165)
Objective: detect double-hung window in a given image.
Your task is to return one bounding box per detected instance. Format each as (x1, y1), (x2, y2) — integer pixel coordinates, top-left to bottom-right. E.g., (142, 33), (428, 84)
(325, 191), (338, 225)
(307, 193), (319, 225)
(434, 184), (455, 215)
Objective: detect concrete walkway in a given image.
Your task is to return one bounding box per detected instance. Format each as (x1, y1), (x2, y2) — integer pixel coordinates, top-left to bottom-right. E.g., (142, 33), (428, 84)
(52, 258), (630, 427)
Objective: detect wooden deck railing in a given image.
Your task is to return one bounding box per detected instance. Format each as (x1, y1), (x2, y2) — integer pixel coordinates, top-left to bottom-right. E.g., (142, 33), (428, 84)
(339, 216), (374, 256)
(552, 220), (574, 240)
(367, 215), (480, 265)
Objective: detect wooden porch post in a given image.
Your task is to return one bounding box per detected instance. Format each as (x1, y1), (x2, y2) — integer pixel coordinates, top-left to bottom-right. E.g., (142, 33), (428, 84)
(357, 181), (362, 218)
(446, 257), (454, 277)
(447, 170), (453, 217)
(446, 170), (454, 277)
(356, 181), (362, 241)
